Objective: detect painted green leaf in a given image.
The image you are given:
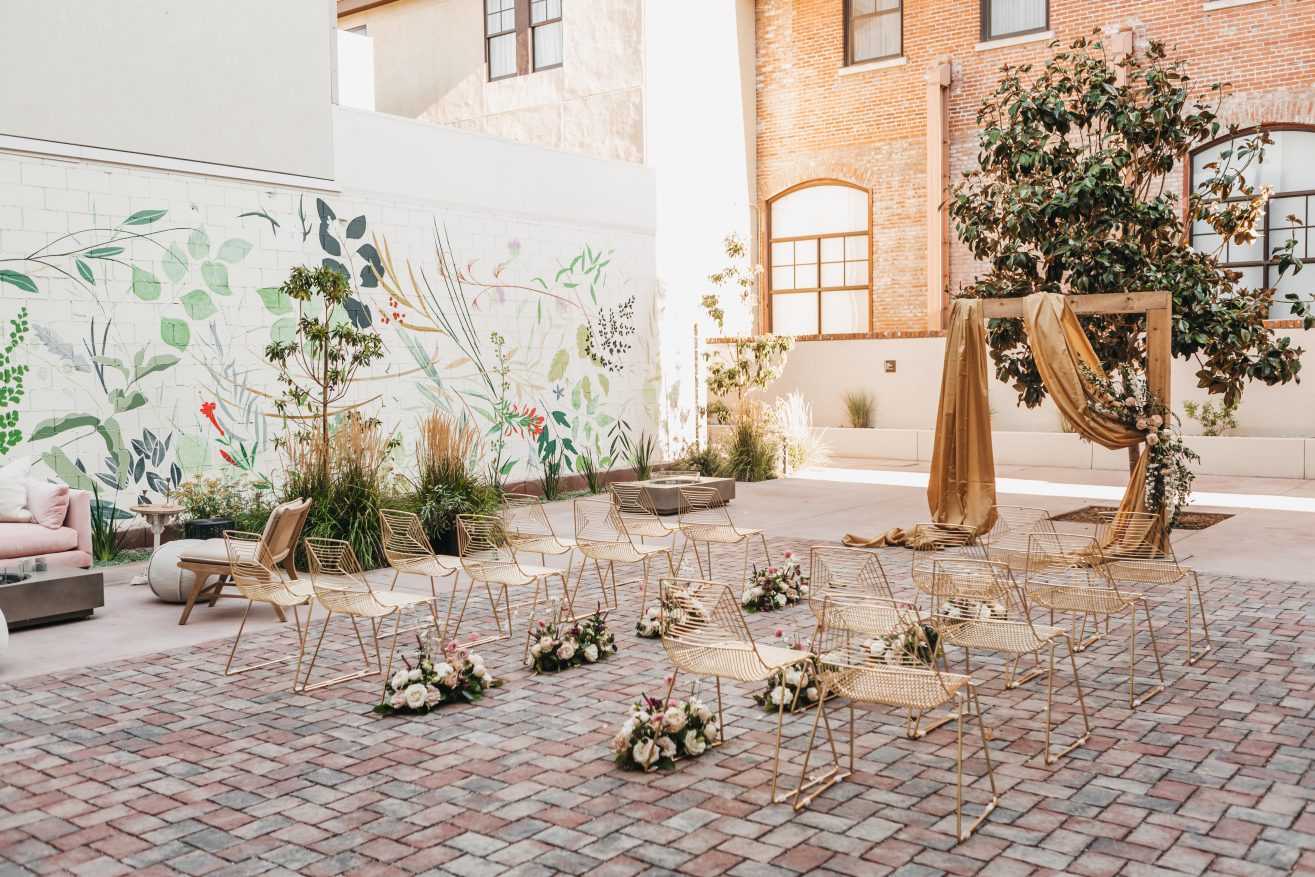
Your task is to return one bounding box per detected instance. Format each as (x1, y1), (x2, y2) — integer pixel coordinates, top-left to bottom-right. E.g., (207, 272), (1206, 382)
(548, 349), (569, 382)
(217, 238), (251, 264)
(576, 325), (589, 358)
(96, 418), (130, 488)
(201, 261), (230, 296)
(40, 448), (95, 492)
(181, 289), (217, 320)
(345, 215), (367, 239)
(188, 228), (210, 260)
(163, 244), (188, 282)
(598, 373), (609, 395)
(29, 413), (100, 442)
(270, 316), (296, 344)
(551, 410), (570, 428)
(123, 209), (167, 226)
(109, 389), (148, 413)
(131, 266), (161, 301)
(257, 286), (292, 315)
(84, 246), (125, 259)
(132, 354), (180, 384)
(174, 433), (209, 474)
(76, 259), (94, 283)
(0, 270), (38, 293)
(161, 317), (190, 351)
(581, 377), (592, 402)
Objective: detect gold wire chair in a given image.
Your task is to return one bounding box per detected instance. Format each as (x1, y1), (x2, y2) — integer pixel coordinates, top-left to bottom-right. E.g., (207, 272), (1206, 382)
(1095, 509), (1211, 664)
(797, 593), (998, 839)
(929, 558), (1091, 763)
(984, 506), (1057, 573)
(908, 522), (989, 599)
(675, 486), (770, 582)
(501, 492), (579, 576)
(379, 508), (472, 639)
(658, 577), (813, 804)
(809, 546), (902, 630)
(609, 482), (679, 546)
(457, 514), (574, 660)
(572, 497), (674, 615)
(221, 531), (313, 685)
(301, 537), (442, 694)
(1026, 532), (1166, 708)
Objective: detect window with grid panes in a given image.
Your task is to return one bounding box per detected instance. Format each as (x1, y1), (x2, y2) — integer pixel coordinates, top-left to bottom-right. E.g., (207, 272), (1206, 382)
(768, 184), (872, 335)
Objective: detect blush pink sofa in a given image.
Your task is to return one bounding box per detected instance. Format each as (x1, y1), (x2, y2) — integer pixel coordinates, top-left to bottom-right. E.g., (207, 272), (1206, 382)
(0, 488), (92, 569)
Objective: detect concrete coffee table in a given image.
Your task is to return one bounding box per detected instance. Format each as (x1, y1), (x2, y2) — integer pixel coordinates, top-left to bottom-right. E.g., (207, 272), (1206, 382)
(617, 474), (736, 515)
(0, 566), (105, 630)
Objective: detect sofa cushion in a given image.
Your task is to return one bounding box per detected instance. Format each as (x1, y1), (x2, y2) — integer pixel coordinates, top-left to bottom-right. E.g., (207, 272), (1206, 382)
(0, 457), (34, 523)
(26, 480), (70, 530)
(0, 522), (78, 556)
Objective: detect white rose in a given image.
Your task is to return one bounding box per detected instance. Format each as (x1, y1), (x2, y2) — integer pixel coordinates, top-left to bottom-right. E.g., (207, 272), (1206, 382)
(696, 704), (712, 723)
(656, 735), (677, 759)
(474, 666), (490, 681)
(663, 706), (687, 733)
(390, 689), (408, 709)
(1146, 433), (1159, 447)
(539, 636), (554, 650)
(408, 668), (422, 682)
(434, 663), (454, 678)
(558, 643), (576, 661)
(869, 640), (888, 658)
(705, 721), (719, 740)
(390, 670), (409, 690)
(645, 606), (659, 620)
(774, 594), (787, 607)
(805, 687), (819, 701)
(621, 717), (638, 737)
(404, 683), (428, 709)
(529, 643), (542, 657)
(583, 644), (599, 662)
(424, 685), (443, 706)
(632, 738), (659, 769)
(683, 731), (706, 756)
(783, 670), (802, 688)
(768, 685), (786, 706)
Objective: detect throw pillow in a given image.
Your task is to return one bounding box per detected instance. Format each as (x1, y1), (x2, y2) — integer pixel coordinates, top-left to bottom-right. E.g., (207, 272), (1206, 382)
(27, 480), (71, 530)
(0, 456), (34, 523)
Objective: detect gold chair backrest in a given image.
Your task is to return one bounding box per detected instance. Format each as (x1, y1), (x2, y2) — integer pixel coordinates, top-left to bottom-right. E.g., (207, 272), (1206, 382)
(380, 508), (435, 562)
(813, 593), (956, 703)
(929, 557), (1042, 634)
(1096, 509), (1172, 560)
(574, 497), (628, 547)
(910, 522), (986, 591)
(223, 530), (283, 598)
(677, 485), (732, 529)
(987, 506), (1055, 540)
(808, 546), (893, 613)
(456, 514), (528, 582)
(500, 493), (553, 538)
(610, 482), (660, 518)
(658, 577), (772, 683)
(1024, 531), (1106, 576)
(304, 537), (371, 595)
(261, 497), (313, 564)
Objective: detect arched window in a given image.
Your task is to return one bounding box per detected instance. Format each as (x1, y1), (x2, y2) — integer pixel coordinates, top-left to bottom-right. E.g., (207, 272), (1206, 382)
(767, 182), (871, 335)
(1190, 126), (1315, 319)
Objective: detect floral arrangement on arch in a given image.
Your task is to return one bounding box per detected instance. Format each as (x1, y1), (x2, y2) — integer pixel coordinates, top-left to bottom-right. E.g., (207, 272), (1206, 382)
(753, 628), (821, 714)
(374, 635), (500, 716)
(528, 608), (617, 673)
(612, 691), (719, 772)
(1083, 364), (1199, 528)
(740, 550), (809, 612)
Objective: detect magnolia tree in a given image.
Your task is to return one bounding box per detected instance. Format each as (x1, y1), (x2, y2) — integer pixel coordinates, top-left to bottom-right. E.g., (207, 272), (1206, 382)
(951, 36), (1308, 427)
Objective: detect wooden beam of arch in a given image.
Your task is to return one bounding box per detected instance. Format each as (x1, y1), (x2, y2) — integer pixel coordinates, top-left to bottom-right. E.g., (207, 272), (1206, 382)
(974, 290), (1173, 407)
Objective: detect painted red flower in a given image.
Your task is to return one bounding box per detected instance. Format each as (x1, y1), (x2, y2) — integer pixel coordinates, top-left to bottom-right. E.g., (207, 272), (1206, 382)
(200, 401), (225, 436)
(219, 450), (237, 466)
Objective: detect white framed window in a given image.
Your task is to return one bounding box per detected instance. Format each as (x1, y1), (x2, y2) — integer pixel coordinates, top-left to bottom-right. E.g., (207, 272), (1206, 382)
(1190, 127), (1315, 319)
(768, 183), (872, 335)
(981, 0), (1048, 42)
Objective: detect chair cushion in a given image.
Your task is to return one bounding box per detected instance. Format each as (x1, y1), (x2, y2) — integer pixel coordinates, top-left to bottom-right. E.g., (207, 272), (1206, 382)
(0, 522), (78, 555)
(177, 538), (230, 564)
(0, 457), (34, 523)
(26, 480), (70, 530)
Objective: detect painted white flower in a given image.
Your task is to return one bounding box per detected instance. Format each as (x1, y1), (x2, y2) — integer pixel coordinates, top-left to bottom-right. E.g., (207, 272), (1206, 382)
(632, 738), (659, 769)
(684, 730), (706, 756)
(557, 642), (576, 661)
(404, 683), (428, 710)
(663, 706), (687, 733)
(583, 644), (599, 662)
(390, 670), (409, 690)
(656, 735), (677, 759)
(805, 687), (819, 701)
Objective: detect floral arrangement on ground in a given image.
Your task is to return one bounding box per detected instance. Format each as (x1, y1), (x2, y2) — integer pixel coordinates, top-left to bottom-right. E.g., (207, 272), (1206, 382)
(375, 637), (500, 715)
(528, 608), (616, 673)
(1082, 364), (1199, 528)
(740, 550), (809, 612)
(754, 629), (821, 713)
(940, 596), (1006, 624)
(862, 624), (942, 668)
(636, 589), (702, 639)
(613, 692), (719, 772)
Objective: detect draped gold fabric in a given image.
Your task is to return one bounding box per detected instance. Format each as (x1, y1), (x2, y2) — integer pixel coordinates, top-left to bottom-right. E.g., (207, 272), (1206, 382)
(843, 291), (1166, 552)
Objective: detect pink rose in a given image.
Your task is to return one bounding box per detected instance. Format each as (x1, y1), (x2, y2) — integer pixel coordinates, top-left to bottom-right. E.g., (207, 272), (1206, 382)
(783, 550), (793, 560)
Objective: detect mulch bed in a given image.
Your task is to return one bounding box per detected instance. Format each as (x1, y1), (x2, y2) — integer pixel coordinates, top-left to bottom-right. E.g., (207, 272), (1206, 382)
(1054, 504), (1233, 531)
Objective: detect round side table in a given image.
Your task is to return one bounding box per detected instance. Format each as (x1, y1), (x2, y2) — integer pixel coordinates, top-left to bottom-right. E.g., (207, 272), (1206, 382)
(129, 503), (186, 586)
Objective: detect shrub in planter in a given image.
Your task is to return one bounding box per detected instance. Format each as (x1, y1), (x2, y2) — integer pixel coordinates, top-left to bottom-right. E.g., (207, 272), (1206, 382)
(413, 411), (500, 553)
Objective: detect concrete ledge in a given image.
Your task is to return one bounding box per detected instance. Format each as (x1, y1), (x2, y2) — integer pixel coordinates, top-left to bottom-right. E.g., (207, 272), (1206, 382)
(807, 427), (1313, 479)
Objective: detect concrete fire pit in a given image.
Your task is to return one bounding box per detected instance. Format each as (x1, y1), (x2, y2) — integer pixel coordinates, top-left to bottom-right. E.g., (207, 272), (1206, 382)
(618, 474), (736, 515)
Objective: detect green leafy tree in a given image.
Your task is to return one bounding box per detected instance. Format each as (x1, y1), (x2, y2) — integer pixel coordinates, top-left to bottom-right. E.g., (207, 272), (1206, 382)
(264, 265), (387, 478)
(951, 35), (1308, 420)
(700, 233), (761, 335)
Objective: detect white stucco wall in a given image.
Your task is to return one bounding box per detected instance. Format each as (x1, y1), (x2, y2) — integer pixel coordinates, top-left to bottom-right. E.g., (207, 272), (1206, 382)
(0, 0), (335, 180)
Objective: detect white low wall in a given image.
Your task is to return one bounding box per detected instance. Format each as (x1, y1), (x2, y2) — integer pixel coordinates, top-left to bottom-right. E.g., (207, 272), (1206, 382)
(817, 427), (1315, 480)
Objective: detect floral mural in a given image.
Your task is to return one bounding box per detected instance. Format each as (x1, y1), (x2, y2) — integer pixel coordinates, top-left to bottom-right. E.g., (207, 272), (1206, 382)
(0, 173), (659, 519)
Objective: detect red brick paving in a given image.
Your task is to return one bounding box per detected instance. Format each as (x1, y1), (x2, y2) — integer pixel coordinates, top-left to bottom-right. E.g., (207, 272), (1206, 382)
(1, 537), (1313, 876)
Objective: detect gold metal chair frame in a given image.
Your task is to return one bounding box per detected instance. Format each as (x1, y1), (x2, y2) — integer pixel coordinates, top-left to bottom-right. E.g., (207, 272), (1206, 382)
(930, 559), (1092, 763)
(675, 486), (770, 582)
(572, 498), (674, 615)
(501, 492), (579, 577)
(301, 537), (442, 696)
(222, 531), (313, 686)
(609, 482), (678, 547)
(908, 522), (989, 598)
(984, 506), (1057, 573)
(1026, 532), (1167, 709)
(658, 577), (815, 804)
(797, 594), (998, 840)
(457, 514), (575, 660)
(380, 508), (475, 642)
(1096, 509), (1212, 665)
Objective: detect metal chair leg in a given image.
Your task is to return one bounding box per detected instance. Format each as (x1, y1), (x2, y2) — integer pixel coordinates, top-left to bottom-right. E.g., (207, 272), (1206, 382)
(1185, 570), (1212, 665)
(1042, 635), (1091, 764)
(1128, 598), (1166, 708)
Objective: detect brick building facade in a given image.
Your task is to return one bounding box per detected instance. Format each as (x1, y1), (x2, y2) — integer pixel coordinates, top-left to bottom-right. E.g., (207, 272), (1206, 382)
(755, 0), (1315, 336)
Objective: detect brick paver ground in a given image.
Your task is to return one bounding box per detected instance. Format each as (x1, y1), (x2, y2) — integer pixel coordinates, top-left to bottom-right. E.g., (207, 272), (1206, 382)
(1, 537), (1313, 876)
